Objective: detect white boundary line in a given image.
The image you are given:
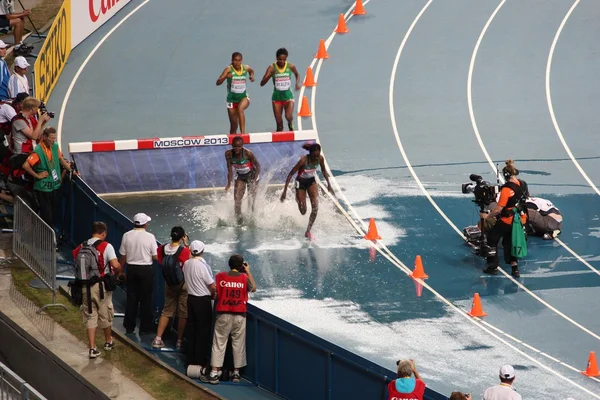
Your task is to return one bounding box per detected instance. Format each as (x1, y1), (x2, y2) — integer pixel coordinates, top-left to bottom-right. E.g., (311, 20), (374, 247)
(545, 0), (600, 196)
(56, 0), (153, 147)
(296, 0), (600, 396)
(466, 0), (600, 278)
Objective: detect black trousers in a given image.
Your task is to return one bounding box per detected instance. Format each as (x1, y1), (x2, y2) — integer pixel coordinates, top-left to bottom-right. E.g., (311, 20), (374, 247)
(486, 220), (516, 267)
(34, 189), (57, 228)
(124, 264), (155, 332)
(186, 294), (213, 367)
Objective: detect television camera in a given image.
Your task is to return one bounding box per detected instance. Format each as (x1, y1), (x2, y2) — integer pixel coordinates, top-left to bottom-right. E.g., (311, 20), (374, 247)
(462, 174), (499, 258)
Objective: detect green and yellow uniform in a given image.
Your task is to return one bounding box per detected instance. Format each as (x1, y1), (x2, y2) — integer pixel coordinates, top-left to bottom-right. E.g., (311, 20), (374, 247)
(226, 65), (248, 104)
(271, 62), (294, 103)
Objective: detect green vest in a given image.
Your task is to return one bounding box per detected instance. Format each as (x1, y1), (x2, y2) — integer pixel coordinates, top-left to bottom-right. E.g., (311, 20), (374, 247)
(33, 143), (61, 192)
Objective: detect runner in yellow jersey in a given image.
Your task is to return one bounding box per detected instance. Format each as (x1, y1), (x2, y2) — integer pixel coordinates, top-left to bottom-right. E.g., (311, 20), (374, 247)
(260, 48), (301, 131)
(216, 52), (255, 134)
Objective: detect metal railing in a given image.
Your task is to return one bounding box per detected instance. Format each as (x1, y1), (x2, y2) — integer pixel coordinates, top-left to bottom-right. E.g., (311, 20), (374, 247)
(12, 197), (67, 313)
(0, 361), (47, 400)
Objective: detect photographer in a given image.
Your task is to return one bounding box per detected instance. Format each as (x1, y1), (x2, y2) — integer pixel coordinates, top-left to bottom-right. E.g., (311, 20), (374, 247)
(202, 254), (256, 385)
(22, 127), (75, 227)
(483, 160), (528, 278)
(11, 96), (49, 155)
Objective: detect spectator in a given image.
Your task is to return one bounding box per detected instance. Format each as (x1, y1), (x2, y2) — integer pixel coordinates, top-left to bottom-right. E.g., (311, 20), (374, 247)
(449, 392), (471, 400)
(73, 222), (122, 359)
(0, 40), (9, 100)
(202, 254), (256, 385)
(152, 226), (191, 350)
(22, 127), (74, 227)
(0, 2), (32, 56)
(11, 96), (48, 155)
(387, 359), (426, 400)
(119, 212), (158, 335)
(8, 56), (29, 98)
(183, 240), (215, 371)
(483, 365), (522, 400)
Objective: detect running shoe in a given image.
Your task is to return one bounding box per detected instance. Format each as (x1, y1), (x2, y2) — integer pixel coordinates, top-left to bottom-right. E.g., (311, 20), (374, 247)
(152, 338), (164, 349)
(89, 348), (101, 359)
(305, 231), (313, 241)
(231, 371), (241, 383)
(103, 341), (115, 351)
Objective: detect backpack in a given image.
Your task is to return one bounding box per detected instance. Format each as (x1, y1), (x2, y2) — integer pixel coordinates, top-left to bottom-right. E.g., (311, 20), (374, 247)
(160, 245), (185, 286)
(75, 240), (104, 281)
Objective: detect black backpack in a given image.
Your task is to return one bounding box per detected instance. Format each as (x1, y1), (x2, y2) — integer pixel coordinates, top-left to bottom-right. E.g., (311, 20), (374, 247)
(160, 245), (185, 286)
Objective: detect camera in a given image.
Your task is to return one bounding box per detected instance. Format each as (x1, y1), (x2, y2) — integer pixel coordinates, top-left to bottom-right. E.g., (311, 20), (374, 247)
(240, 261), (248, 273)
(462, 174), (498, 258)
(39, 101), (55, 118)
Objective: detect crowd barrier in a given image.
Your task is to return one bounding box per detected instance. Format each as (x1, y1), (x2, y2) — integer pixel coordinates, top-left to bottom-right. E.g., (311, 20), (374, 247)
(12, 197), (67, 313)
(55, 177), (446, 400)
(0, 361), (46, 400)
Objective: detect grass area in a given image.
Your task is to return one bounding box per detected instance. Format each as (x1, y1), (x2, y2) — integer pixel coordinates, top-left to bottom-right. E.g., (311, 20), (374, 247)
(24, 0), (63, 34)
(11, 264), (218, 400)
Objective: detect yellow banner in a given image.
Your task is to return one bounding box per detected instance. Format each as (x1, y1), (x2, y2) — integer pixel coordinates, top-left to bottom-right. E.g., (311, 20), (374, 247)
(34, 0), (71, 103)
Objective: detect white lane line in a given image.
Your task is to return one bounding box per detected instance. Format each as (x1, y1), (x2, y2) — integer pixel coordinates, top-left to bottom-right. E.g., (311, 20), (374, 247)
(57, 0), (152, 147)
(545, 0), (600, 196)
(466, 0), (600, 277)
(299, 0), (600, 395)
(467, 0), (506, 174)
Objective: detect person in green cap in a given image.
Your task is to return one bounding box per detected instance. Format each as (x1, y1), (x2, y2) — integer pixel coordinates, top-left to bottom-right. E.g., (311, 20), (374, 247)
(260, 48), (301, 131)
(22, 127), (77, 227)
(216, 52), (255, 134)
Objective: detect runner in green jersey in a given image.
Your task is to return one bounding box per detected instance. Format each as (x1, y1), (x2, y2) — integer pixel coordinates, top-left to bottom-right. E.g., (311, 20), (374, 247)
(217, 52), (255, 134)
(260, 48), (301, 132)
(281, 143), (333, 240)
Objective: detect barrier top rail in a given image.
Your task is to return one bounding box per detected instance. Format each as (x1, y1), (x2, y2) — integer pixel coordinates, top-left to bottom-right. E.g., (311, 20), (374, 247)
(68, 130), (318, 153)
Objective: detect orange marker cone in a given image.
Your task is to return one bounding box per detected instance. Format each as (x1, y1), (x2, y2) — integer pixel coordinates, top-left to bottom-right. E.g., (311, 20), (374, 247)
(467, 293), (487, 318)
(316, 39), (329, 59)
(363, 218), (382, 240)
(298, 96), (312, 117)
(410, 255), (429, 279)
(352, 0), (367, 15)
(335, 14), (349, 34)
(582, 351), (600, 377)
(303, 67), (317, 87)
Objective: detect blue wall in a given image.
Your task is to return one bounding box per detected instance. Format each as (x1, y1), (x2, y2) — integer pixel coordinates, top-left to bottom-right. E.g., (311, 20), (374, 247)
(60, 178), (446, 400)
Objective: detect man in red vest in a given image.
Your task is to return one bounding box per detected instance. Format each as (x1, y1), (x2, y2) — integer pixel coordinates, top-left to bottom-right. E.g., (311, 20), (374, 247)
(201, 254), (256, 385)
(387, 359), (426, 400)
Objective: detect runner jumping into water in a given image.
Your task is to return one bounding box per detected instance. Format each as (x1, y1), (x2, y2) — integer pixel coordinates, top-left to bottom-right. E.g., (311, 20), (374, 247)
(216, 52), (255, 134)
(260, 48), (301, 132)
(280, 143), (333, 240)
(225, 136), (260, 223)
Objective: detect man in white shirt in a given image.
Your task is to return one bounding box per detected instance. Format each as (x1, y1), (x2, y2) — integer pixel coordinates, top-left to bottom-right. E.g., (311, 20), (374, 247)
(8, 56), (28, 98)
(119, 212), (158, 335)
(183, 240), (215, 370)
(483, 365), (522, 400)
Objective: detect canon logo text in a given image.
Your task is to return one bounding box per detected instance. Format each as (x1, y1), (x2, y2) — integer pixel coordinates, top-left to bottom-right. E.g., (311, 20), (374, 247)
(89, 0), (121, 22)
(220, 281), (244, 288)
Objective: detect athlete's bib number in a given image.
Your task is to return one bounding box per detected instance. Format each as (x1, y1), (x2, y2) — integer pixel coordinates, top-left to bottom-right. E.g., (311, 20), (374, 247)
(231, 78), (246, 94)
(275, 76), (291, 91)
(226, 102), (234, 109)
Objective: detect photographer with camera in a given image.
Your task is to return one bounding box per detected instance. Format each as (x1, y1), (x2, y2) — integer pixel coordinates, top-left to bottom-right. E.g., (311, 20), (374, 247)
(483, 160), (528, 278)
(22, 127), (76, 227)
(201, 254), (256, 385)
(11, 96), (49, 155)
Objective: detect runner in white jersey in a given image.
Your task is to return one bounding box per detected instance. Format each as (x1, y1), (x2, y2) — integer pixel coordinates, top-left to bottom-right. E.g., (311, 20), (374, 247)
(224, 136), (261, 224)
(281, 142), (333, 240)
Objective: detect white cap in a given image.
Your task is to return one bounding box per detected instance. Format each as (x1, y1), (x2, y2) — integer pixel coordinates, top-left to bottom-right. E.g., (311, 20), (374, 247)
(190, 240), (205, 255)
(499, 365), (515, 380)
(0, 40), (8, 49)
(133, 213), (151, 225)
(14, 56), (30, 69)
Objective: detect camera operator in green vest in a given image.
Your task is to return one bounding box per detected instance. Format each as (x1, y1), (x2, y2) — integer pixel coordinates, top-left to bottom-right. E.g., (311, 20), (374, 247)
(22, 127), (77, 227)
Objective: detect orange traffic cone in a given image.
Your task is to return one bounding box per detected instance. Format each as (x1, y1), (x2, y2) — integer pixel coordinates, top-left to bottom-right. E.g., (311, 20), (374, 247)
(316, 39), (329, 59)
(467, 293), (487, 317)
(410, 255), (429, 279)
(352, 0), (367, 15)
(582, 351), (600, 377)
(363, 218), (381, 240)
(298, 96), (312, 117)
(303, 67), (317, 87)
(335, 14), (349, 34)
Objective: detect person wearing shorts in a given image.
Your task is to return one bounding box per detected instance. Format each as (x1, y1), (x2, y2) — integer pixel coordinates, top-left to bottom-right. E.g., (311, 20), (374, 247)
(260, 48), (301, 132)
(281, 142), (333, 240)
(225, 136), (261, 223)
(216, 52), (254, 134)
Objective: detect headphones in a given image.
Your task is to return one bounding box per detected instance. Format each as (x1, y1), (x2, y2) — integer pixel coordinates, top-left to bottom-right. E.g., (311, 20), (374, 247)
(503, 168), (518, 181)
